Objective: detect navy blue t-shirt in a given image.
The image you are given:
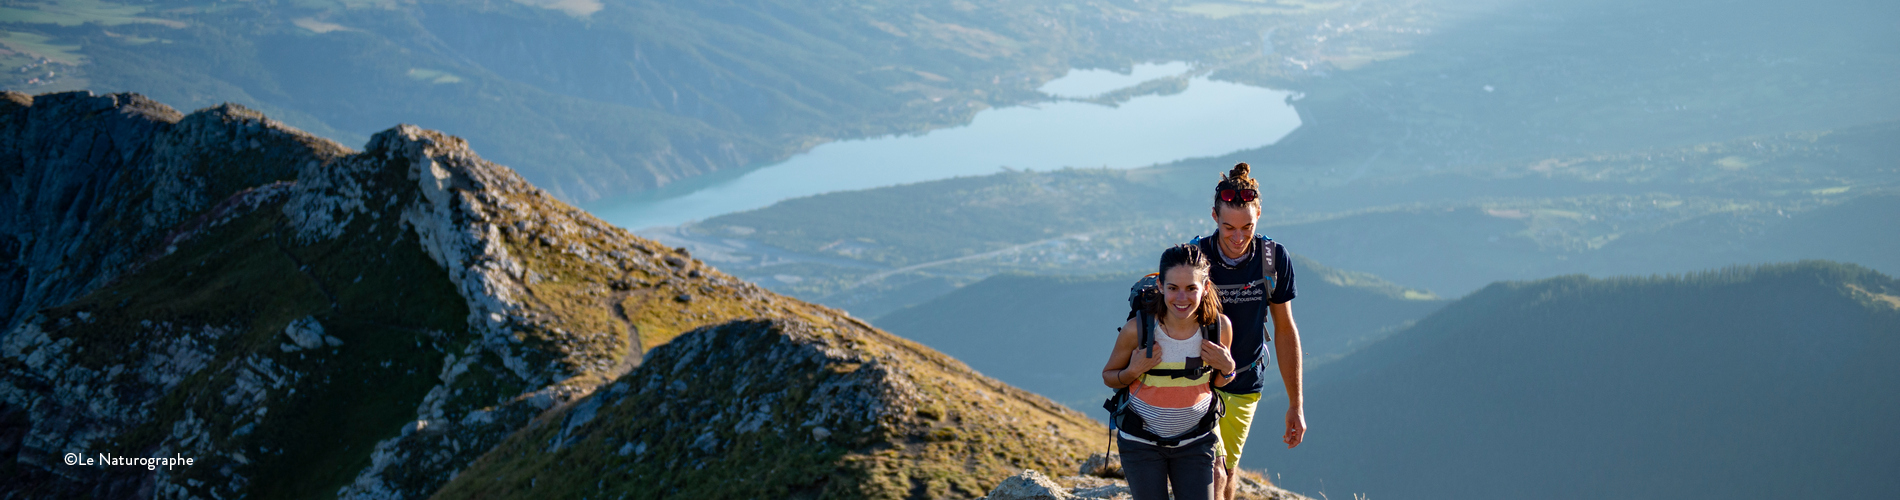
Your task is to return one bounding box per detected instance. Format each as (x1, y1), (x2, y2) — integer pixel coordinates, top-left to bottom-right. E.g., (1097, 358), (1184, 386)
(1191, 234), (1296, 395)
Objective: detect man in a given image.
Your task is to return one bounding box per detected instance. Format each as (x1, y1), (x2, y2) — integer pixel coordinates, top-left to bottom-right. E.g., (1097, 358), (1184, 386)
(1190, 162), (1305, 500)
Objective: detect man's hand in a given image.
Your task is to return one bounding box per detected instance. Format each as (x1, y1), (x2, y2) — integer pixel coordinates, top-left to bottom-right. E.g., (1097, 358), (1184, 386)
(1284, 405), (1306, 448)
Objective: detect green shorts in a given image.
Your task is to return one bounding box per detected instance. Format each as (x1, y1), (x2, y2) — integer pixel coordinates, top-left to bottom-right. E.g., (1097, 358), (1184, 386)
(1214, 390), (1262, 469)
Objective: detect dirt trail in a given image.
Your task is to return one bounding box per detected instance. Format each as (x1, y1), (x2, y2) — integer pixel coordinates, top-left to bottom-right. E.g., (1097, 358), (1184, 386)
(604, 289), (643, 379)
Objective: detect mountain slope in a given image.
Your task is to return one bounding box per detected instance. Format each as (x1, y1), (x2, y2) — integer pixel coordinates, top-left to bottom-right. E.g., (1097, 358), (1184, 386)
(0, 90), (347, 336)
(0, 91), (1100, 499)
(1253, 261), (1900, 499)
(873, 255), (1445, 413)
(433, 316), (1107, 499)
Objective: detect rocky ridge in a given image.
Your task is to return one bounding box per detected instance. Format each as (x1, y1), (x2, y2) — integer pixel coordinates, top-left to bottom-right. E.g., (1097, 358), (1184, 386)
(0, 91), (347, 337)
(1, 91), (840, 498)
(432, 317), (1109, 499)
(0, 91), (1144, 499)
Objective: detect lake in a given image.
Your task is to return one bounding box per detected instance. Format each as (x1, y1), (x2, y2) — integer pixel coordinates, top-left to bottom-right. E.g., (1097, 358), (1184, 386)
(590, 64), (1303, 230)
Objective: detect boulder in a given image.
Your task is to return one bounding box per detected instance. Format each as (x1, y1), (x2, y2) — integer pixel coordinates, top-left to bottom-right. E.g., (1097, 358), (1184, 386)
(987, 469), (1075, 500)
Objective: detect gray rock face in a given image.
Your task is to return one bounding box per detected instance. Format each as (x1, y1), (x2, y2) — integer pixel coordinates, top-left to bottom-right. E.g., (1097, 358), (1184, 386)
(0, 91), (348, 338)
(0, 91), (760, 500)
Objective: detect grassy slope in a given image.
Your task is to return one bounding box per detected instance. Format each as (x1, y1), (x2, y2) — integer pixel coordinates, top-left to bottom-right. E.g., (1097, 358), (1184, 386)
(433, 317), (1110, 500)
(1252, 261), (1900, 500)
(873, 255), (1445, 413)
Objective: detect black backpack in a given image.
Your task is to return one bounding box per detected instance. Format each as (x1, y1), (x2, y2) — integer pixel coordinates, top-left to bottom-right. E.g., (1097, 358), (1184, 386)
(1101, 273), (1227, 447)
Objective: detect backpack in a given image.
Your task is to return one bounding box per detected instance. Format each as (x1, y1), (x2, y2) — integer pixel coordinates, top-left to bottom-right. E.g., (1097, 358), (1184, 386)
(1101, 273), (1227, 447)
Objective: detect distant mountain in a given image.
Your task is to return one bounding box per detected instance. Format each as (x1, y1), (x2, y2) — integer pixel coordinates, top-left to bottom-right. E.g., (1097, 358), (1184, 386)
(0, 91), (1109, 499)
(1252, 261), (1900, 500)
(1206, 0), (1900, 186)
(0, 0), (1245, 202)
(1260, 190), (1900, 297)
(873, 255), (1446, 413)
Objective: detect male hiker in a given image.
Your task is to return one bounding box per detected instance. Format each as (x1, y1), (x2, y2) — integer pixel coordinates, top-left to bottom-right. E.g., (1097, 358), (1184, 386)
(1192, 162), (1305, 500)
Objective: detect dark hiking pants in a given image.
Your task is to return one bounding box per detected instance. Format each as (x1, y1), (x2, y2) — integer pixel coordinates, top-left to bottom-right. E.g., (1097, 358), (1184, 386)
(1119, 432), (1217, 500)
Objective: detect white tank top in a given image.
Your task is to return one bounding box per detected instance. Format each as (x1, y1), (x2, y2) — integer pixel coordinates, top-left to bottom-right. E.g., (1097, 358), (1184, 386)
(1127, 318), (1214, 439)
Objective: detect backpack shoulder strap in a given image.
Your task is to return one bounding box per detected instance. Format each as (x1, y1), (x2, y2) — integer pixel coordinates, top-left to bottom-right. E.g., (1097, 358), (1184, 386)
(1137, 310), (1155, 357)
(1255, 236), (1273, 342)
(1203, 322), (1225, 386)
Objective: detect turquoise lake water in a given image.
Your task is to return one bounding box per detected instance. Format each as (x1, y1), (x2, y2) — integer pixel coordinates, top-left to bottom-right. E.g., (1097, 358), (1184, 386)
(591, 66), (1302, 230)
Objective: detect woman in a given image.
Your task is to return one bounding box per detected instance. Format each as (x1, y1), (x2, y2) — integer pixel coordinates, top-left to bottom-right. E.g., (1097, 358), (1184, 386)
(1101, 244), (1237, 500)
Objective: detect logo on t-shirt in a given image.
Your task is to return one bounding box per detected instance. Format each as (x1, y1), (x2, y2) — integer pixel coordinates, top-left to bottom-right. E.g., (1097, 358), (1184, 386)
(1215, 276), (1274, 305)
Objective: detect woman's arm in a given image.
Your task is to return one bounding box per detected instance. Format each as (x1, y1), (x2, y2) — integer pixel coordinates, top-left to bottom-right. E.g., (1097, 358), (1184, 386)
(1102, 316), (1162, 389)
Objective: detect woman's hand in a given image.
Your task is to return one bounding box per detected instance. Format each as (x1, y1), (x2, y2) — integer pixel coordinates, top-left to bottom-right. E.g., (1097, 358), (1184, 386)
(1201, 339), (1235, 374)
(1125, 342), (1165, 378)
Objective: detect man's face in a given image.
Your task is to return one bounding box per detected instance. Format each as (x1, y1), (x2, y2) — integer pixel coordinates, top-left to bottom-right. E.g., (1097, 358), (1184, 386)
(1211, 204), (1260, 259)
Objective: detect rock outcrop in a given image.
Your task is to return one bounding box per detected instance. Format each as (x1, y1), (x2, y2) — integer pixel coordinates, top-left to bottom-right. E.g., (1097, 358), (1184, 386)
(0, 91), (1117, 499)
(0, 91), (348, 337)
(1, 92), (822, 498)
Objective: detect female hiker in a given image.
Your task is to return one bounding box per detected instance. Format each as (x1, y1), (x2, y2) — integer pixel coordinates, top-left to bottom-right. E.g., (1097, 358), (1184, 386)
(1101, 244), (1236, 500)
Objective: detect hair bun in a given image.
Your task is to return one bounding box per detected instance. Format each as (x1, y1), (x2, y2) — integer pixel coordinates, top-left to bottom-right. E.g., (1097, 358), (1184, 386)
(1228, 162), (1251, 181)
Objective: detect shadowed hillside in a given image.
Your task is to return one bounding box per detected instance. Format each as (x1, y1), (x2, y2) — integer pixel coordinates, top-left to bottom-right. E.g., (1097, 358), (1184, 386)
(1253, 261), (1900, 500)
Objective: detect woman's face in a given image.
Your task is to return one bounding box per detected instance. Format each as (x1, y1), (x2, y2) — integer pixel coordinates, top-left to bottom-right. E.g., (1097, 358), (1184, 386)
(1161, 265), (1208, 321)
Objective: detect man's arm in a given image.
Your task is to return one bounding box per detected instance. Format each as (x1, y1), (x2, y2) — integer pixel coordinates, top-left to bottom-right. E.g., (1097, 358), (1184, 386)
(1270, 300), (1306, 448)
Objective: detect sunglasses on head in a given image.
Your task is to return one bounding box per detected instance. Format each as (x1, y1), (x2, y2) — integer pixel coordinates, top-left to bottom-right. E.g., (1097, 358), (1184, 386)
(1219, 189), (1258, 203)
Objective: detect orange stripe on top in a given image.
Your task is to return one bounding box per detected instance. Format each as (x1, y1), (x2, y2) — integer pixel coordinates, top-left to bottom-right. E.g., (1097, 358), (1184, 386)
(1131, 380), (1211, 408)
(1130, 319), (1214, 411)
